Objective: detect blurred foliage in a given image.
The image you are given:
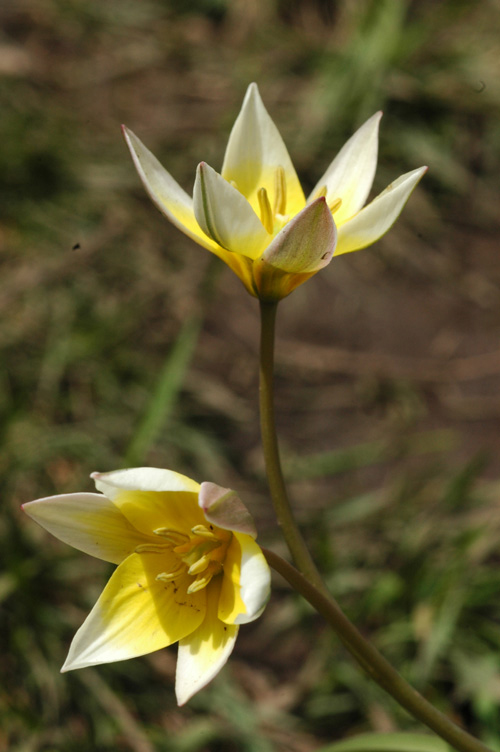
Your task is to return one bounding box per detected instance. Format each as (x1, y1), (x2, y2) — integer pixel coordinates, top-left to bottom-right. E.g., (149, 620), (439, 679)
(1, 0), (500, 750)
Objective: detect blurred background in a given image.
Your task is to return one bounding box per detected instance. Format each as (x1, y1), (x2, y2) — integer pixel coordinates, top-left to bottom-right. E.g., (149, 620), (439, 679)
(2, 0), (500, 750)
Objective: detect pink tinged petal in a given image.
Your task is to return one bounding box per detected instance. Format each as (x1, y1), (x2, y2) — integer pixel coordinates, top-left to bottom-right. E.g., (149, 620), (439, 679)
(260, 197), (337, 272)
(335, 166), (428, 256)
(193, 162), (269, 260)
(199, 482), (257, 538)
(22, 493), (150, 565)
(221, 83), (306, 217)
(62, 552), (206, 672)
(309, 111), (382, 225)
(218, 533), (271, 626)
(252, 197), (337, 301)
(176, 579), (238, 705)
(122, 126), (219, 253)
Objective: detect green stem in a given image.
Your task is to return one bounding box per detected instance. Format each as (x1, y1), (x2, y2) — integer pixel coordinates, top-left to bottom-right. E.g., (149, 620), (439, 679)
(263, 547), (492, 752)
(259, 300), (324, 591)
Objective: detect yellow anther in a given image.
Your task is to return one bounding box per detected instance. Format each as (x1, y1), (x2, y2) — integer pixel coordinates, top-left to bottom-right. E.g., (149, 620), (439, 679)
(313, 184), (327, 200)
(188, 555), (210, 576)
(135, 543), (170, 554)
(153, 528), (189, 545)
(328, 197), (342, 214)
(190, 525), (220, 543)
(187, 561), (222, 594)
(156, 563), (186, 582)
(258, 187), (274, 234)
(273, 165), (287, 216)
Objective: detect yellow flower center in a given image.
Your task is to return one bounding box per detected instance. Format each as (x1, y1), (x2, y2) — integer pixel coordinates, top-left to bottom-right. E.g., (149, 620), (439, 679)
(135, 524), (232, 595)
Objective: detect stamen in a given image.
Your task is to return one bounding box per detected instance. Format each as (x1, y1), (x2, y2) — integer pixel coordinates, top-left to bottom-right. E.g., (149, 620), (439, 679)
(135, 543), (170, 554)
(328, 197), (342, 214)
(258, 187), (274, 234)
(156, 563), (186, 582)
(313, 185), (327, 200)
(273, 166), (287, 215)
(190, 525), (220, 543)
(187, 561), (222, 594)
(153, 528), (189, 545)
(188, 555), (211, 575)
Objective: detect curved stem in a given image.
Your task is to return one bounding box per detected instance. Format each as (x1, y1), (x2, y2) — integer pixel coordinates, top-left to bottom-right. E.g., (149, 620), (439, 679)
(259, 300), (324, 591)
(263, 547), (492, 752)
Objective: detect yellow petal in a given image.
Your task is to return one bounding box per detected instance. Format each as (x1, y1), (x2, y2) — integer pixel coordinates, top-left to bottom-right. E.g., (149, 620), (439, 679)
(193, 162), (270, 260)
(122, 126), (219, 253)
(112, 490), (205, 539)
(22, 492), (150, 564)
(176, 578), (238, 705)
(62, 552), (206, 671)
(335, 166), (427, 256)
(218, 533), (271, 626)
(221, 83), (306, 217)
(92, 468), (204, 537)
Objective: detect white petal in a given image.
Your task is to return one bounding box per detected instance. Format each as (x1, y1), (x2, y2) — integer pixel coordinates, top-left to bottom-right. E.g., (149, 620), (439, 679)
(91, 467), (200, 500)
(22, 493), (149, 564)
(309, 112), (382, 224)
(199, 482), (257, 538)
(122, 126), (219, 252)
(218, 533), (271, 625)
(221, 83), (305, 216)
(62, 552), (205, 671)
(335, 166), (428, 256)
(176, 580), (238, 705)
(193, 162), (269, 260)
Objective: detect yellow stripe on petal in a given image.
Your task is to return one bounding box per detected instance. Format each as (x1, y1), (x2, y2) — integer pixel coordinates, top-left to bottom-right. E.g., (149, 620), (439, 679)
(22, 492), (151, 564)
(218, 533), (271, 625)
(176, 578), (238, 705)
(62, 552), (206, 672)
(221, 83), (306, 217)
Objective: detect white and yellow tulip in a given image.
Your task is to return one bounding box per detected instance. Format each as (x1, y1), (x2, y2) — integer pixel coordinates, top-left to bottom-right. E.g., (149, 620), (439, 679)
(123, 83), (426, 300)
(23, 467), (271, 705)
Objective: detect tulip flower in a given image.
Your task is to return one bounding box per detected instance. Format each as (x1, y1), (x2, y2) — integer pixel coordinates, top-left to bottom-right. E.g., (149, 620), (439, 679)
(23, 468), (271, 705)
(123, 83), (426, 300)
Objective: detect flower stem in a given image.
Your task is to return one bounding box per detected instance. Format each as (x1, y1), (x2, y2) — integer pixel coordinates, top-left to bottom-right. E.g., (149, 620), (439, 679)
(259, 300), (325, 591)
(263, 547), (492, 752)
